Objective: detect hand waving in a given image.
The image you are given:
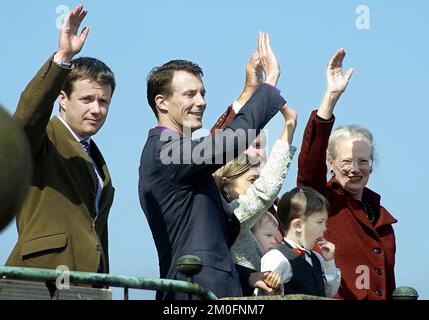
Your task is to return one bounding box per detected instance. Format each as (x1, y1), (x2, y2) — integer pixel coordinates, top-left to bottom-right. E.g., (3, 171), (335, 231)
(244, 50), (262, 92)
(258, 32), (280, 87)
(55, 4), (90, 64)
(326, 48), (353, 95)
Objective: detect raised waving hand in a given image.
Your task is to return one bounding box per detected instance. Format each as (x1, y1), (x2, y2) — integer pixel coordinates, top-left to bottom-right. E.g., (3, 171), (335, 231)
(54, 4), (90, 64)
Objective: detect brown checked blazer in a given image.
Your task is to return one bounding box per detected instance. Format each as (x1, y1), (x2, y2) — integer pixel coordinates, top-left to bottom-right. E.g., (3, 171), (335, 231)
(6, 55), (114, 273)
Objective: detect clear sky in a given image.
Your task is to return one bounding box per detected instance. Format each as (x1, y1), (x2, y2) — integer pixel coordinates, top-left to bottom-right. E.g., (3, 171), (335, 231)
(1, 0), (428, 300)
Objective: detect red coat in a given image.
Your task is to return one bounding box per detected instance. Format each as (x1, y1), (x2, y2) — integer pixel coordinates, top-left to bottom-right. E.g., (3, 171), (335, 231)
(298, 110), (397, 300)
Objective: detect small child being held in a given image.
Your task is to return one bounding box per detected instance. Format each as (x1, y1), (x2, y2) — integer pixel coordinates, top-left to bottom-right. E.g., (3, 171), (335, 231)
(258, 186), (341, 297)
(251, 211), (280, 257)
(251, 212), (282, 293)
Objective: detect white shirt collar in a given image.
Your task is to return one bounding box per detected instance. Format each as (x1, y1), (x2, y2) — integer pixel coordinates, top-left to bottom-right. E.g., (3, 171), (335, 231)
(57, 115), (91, 144)
(284, 238), (312, 255)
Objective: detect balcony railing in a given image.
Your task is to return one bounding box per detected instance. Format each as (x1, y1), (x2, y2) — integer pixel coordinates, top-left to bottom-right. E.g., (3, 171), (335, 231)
(0, 265), (217, 300)
(0, 255), (419, 300)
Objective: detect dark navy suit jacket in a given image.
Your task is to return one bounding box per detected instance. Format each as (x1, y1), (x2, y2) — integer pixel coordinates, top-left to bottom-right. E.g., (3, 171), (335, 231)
(138, 84), (285, 299)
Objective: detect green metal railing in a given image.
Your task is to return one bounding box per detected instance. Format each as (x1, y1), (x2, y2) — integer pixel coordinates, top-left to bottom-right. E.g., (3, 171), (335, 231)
(0, 262), (419, 300)
(0, 266), (218, 300)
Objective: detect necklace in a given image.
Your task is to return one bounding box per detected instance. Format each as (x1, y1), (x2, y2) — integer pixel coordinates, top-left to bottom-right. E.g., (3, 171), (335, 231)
(362, 198), (377, 225)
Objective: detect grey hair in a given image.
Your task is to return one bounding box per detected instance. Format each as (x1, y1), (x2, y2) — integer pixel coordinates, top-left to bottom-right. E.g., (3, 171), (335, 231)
(327, 124), (375, 162)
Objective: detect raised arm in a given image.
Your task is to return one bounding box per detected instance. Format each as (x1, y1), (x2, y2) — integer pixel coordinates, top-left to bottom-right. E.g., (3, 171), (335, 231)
(231, 103), (297, 238)
(159, 83), (286, 183)
(210, 38), (262, 134)
(54, 4), (89, 64)
(237, 50), (263, 107)
(14, 4), (89, 155)
(317, 48), (353, 120)
(209, 51), (261, 134)
(279, 103), (297, 145)
(297, 49), (353, 191)
(258, 32), (281, 87)
(210, 32), (280, 134)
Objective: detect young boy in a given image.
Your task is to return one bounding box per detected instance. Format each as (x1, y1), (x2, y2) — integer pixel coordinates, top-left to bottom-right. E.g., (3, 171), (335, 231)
(258, 186), (341, 297)
(251, 211), (280, 256)
(251, 212), (282, 293)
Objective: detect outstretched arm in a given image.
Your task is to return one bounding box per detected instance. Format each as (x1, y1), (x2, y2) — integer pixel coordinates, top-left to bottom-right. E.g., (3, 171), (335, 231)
(297, 49), (352, 192)
(14, 4), (90, 156)
(231, 103), (296, 238)
(317, 48), (353, 120)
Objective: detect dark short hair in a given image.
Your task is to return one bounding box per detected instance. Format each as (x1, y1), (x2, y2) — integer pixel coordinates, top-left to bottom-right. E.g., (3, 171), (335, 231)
(146, 60), (203, 118)
(278, 186), (331, 232)
(62, 57), (116, 97)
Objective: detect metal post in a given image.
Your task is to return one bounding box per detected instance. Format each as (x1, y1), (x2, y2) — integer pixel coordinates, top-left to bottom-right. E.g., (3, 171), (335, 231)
(176, 255), (203, 300)
(392, 286), (419, 300)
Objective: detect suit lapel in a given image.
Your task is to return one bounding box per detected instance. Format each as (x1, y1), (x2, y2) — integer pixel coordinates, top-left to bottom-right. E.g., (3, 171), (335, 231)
(90, 140), (115, 214)
(52, 117), (98, 189)
(51, 117), (99, 208)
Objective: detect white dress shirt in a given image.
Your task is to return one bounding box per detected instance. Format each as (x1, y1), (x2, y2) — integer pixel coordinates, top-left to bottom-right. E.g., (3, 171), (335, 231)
(58, 116), (103, 213)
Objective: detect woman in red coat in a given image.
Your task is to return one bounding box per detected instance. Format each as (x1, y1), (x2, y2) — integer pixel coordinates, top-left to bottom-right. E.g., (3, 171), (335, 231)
(297, 49), (397, 300)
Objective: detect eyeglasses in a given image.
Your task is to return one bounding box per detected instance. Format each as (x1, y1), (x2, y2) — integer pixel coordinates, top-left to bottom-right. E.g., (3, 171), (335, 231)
(334, 159), (372, 170)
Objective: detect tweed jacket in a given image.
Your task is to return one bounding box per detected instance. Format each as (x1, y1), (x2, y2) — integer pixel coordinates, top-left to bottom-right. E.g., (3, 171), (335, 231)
(6, 55), (114, 273)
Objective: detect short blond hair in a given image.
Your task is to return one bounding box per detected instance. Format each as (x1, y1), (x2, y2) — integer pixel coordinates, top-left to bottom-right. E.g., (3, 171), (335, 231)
(251, 211), (279, 233)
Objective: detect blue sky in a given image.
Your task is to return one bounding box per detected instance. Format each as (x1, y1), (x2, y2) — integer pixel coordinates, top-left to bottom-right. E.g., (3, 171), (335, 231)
(1, 0), (428, 300)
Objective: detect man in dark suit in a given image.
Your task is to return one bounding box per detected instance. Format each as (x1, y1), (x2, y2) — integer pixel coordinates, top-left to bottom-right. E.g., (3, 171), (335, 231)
(139, 32), (287, 299)
(6, 5), (115, 273)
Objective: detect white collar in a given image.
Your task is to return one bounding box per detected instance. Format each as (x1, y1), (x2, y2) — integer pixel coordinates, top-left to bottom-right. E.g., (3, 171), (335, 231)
(57, 115), (91, 144)
(284, 238), (312, 256)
